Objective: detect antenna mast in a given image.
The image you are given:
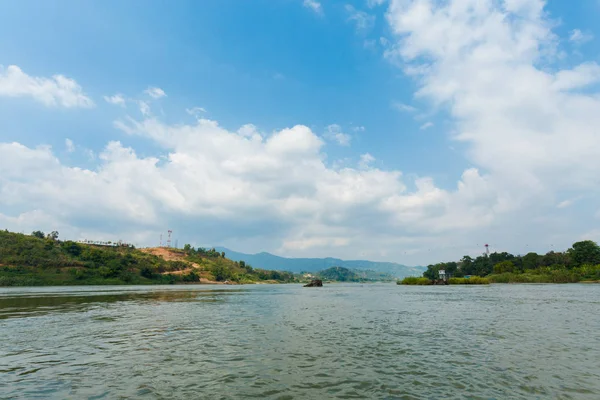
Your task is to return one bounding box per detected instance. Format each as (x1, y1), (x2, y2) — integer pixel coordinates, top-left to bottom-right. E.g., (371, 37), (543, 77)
(167, 230), (172, 248)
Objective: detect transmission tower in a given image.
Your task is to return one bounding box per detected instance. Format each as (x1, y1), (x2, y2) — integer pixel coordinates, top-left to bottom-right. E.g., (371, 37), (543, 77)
(167, 230), (172, 248)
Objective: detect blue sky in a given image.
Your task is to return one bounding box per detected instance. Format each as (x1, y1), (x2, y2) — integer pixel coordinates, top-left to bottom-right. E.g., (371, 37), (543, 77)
(1, 0), (600, 265)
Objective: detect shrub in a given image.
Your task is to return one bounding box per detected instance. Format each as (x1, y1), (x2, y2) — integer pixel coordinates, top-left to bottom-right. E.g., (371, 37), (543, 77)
(182, 271), (200, 282)
(448, 276), (490, 285)
(398, 277), (432, 285)
(140, 266), (154, 279)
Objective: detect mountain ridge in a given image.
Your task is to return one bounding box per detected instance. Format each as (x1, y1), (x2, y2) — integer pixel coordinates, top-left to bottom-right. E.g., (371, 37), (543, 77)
(215, 247), (425, 278)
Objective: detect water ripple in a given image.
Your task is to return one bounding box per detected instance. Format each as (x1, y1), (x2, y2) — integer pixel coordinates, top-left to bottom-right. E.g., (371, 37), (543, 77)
(0, 284), (599, 399)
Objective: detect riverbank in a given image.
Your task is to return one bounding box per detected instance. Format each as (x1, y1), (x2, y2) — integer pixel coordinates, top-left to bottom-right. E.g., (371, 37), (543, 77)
(398, 276), (490, 285)
(399, 275), (600, 285)
(0, 230), (297, 287)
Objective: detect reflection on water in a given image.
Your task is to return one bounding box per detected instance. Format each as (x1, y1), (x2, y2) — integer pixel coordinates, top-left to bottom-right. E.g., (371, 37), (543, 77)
(1, 284), (599, 399)
(0, 288), (248, 320)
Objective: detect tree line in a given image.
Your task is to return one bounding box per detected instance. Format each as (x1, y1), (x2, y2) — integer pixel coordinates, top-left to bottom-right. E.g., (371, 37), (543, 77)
(422, 240), (600, 283)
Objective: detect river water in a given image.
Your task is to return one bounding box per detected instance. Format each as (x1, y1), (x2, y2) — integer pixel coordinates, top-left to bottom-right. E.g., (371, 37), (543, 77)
(1, 284), (599, 399)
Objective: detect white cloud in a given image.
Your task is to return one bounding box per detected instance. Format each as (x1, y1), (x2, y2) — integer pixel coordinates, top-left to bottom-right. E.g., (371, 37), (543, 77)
(386, 0), (600, 191)
(569, 29), (593, 45)
(65, 138), (75, 153)
(0, 65), (94, 108)
(0, 111), (507, 264)
(352, 126), (366, 132)
(556, 199), (573, 209)
(186, 106), (207, 117)
(138, 101), (151, 116)
(382, 0), (600, 254)
(556, 196), (582, 209)
(237, 124), (261, 138)
(363, 39), (377, 50)
(104, 94), (126, 107)
(392, 101), (417, 113)
(324, 124), (351, 146)
(367, 0), (386, 7)
(2, 0), (600, 264)
(359, 153), (375, 169)
(145, 86), (166, 99)
(303, 0), (323, 15)
(419, 121), (434, 130)
(345, 5), (376, 32)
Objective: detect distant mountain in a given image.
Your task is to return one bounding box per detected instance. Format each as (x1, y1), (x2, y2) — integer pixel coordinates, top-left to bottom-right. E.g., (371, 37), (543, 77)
(215, 247), (425, 278)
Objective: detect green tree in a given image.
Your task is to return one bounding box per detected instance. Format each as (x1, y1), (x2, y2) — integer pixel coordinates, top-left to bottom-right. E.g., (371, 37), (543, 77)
(460, 256), (474, 275)
(493, 260), (515, 274)
(212, 263), (232, 281)
(182, 271), (199, 282)
(32, 231), (45, 239)
(47, 231), (59, 241)
(62, 241), (82, 256)
(522, 252), (541, 270)
(472, 256), (492, 276)
(183, 244), (192, 252)
(541, 251), (570, 267)
(489, 252), (514, 265)
(423, 265), (439, 280)
(445, 262), (458, 275)
(568, 240), (600, 266)
(140, 266), (154, 279)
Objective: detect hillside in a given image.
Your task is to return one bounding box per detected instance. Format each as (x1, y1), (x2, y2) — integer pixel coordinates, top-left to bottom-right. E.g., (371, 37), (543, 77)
(216, 247), (425, 278)
(0, 230), (296, 286)
(317, 267), (361, 282)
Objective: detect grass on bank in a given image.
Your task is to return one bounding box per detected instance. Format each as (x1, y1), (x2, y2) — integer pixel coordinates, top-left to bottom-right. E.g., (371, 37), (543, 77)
(448, 276), (490, 285)
(398, 277), (432, 285)
(397, 276), (490, 285)
(487, 265), (600, 283)
(399, 264), (600, 285)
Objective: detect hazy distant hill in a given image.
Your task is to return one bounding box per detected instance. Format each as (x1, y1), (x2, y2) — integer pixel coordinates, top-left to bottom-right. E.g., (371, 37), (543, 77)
(215, 247), (425, 278)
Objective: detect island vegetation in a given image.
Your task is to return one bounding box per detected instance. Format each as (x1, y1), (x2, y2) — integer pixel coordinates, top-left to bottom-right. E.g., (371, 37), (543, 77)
(399, 240), (600, 285)
(316, 266), (394, 282)
(0, 229), (297, 286)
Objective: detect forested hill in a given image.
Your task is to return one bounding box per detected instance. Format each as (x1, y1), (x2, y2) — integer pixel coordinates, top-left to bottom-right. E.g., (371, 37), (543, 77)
(215, 247), (425, 278)
(0, 230), (296, 286)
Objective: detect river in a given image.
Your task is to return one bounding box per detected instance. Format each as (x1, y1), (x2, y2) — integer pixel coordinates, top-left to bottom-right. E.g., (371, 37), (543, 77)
(1, 283), (599, 399)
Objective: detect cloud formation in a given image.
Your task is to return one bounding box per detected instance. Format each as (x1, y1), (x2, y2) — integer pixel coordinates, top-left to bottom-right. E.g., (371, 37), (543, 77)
(569, 29), (593, 45)
(65, 138), (75, 153)
(345, 5), (376, 32)
(367, 0), (386, 7)
(1, 1), (599, 264)
(324, 124), (351, 146)
(392, 101), (417, 113)
(144, 87), (166, 99)
(104, 94), (126, 106)
(0, 65), (93, 108)
(0, 109), (501, 262)
(419, 122), (433, 130)
(382, 0), (600, 250)
(303, 0), (323, 15)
